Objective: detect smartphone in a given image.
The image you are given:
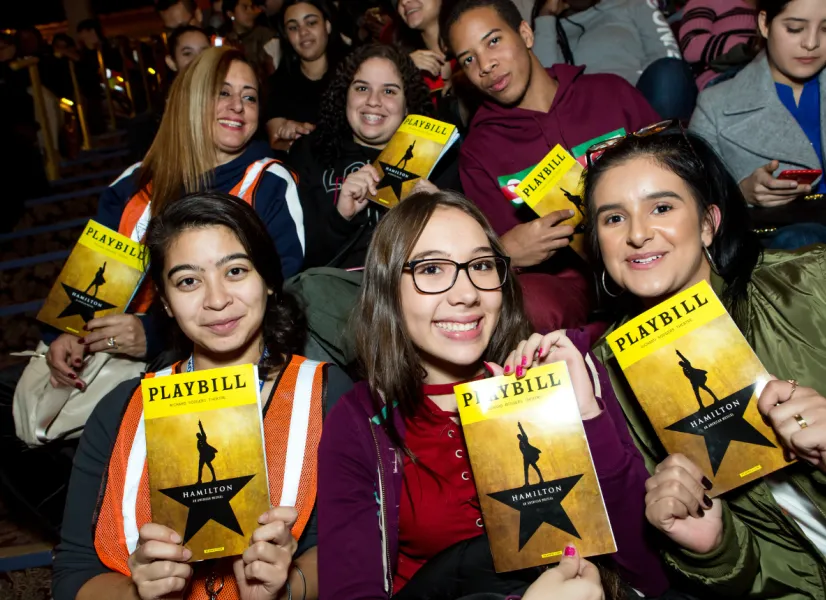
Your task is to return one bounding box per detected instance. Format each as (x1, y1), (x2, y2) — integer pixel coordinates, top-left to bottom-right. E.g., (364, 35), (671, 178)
(777, 169), (822, 185)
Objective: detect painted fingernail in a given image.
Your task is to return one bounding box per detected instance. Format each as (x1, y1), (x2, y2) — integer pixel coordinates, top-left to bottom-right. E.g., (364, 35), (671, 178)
(75, 382), (84, 391)
(697, 508), (705, 519)
(703, 494), (713, 509)
(170, 532), (182, 543)
(521, 355), (528, 367)
(74, 359), (82, 367)
(483, 362), (494, 376)
(516, 366), (524, 378)
(701, 476), (713, 491)
(504, 365), (511, 375)
(78, 338), (86, 345)
(68, 372), (77, 380)
(563, 544), (576, 557)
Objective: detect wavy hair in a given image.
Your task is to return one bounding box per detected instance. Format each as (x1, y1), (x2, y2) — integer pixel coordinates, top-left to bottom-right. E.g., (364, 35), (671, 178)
(355, 190), (531, 452)
(582, 131), (763, 323)
(138, 47), (255, 218)
(312, 43), (432, 165)
(145, 192), (306, 373)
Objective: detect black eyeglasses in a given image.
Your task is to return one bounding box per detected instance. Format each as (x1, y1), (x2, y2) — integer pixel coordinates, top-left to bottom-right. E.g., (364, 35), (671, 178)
(404, 255), (510, 294)
(585, 119), (697, 168)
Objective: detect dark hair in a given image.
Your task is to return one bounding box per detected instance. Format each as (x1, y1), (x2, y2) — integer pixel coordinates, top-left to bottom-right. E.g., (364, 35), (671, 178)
(277, 0), (346, 74)
(51, 33), (75, 48)
(168, 25), (209, 56)
(223, 0), (240, 14)
(157, 0), (196, 12)
(313, 43), (432, 164)
(758, 0), (794, 23)
(582, 131), (763, 320)
(77, 18), (104, 39)
(439, 0), (523, 52)
(145, 191), (306, 372)
(355, 190), (532, 452)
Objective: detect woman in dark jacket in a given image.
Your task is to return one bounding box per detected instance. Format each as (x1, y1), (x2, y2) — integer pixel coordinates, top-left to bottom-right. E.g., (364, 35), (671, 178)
(288, 43), (459, 270)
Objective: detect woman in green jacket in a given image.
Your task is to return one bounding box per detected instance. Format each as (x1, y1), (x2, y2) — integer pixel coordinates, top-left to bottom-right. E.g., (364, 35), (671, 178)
(584, 126), (826, 599)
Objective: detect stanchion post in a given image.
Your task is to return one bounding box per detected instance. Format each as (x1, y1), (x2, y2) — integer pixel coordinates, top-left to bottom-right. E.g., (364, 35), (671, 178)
(117, 43), (136, 116)
(97, 48), (117, 131)
(60, 54), (91, 150)
(135, 40), (153, 113)
(11, 57), (60, 181)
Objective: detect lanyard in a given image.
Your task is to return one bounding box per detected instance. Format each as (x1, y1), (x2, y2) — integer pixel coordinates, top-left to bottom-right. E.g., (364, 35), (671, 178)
(185, 347), (270, 392)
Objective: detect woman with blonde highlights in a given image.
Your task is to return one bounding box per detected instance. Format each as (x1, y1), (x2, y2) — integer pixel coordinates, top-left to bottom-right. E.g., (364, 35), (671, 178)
(44, 47), (305, 392)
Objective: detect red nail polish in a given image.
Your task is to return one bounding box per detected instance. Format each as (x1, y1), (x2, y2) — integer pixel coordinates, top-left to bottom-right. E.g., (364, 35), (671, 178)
(504, 365), (511, 375)
(483, 362), (494, 376)
(78, 338), (86, 345)
(563, 545), (576, 557)
(75, 382), (84, 390)
(521, 355), (528, 367)
(68, 372), (77, 380)
(516, 366), (524, 378)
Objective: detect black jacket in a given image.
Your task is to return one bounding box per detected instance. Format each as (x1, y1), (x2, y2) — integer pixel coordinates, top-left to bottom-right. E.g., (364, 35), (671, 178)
(289, 133), (462, 270)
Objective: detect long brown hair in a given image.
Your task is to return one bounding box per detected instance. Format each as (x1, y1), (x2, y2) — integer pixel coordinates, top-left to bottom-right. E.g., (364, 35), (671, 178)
(355, 190), (532, 451)
(138, 46), (255, 217)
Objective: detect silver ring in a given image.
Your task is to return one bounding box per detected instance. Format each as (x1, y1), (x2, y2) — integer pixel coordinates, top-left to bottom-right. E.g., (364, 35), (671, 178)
(107, 336), (118, 349)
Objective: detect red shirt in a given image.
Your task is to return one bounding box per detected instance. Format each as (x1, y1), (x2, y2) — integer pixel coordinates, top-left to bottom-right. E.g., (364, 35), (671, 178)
(392, 395), (484, 592)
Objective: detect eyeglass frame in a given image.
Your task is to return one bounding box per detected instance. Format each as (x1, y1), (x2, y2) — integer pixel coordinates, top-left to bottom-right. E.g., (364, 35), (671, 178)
(585, 118), (698, 169)
(403, 255), (511, 295)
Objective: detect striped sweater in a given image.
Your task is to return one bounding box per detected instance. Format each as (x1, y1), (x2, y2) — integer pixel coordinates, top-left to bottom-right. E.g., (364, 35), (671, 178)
(678, 0), (757, 90)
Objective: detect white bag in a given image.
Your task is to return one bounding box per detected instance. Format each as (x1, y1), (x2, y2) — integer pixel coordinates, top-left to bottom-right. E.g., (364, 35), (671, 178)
(12, 341), (147, 446)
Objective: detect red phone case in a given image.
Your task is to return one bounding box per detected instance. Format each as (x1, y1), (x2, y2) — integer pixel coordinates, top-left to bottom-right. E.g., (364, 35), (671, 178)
(777, 169), (822, 185)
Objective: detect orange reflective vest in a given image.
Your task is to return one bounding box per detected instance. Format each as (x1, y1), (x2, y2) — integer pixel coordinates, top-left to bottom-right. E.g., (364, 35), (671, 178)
(92, 355), (325, 600)
(119, 158), (294, 313)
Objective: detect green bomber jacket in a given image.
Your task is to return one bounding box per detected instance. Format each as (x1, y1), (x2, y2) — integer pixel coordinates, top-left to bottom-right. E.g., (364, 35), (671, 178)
(592, 247), (826, 599)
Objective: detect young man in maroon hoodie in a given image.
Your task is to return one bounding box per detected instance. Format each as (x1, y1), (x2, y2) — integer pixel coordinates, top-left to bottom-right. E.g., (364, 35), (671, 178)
(440, 0), (660, 332)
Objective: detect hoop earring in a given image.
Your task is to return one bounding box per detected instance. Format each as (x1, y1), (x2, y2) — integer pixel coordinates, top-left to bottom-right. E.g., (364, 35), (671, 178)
(601, 270), (623, 298)
(702, 245), (720, 275)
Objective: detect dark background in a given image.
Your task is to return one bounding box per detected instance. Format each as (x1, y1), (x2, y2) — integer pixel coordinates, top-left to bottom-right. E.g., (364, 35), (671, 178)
(0, 0), (154, 28)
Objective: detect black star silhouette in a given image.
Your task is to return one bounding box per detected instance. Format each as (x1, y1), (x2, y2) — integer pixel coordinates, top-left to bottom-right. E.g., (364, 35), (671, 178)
(665, 383), (776, 475)
(159, 475), (255, 543)
(57, 283), (116, 322)
(488, 474), (583, 550)
(374, 161), (420, 205)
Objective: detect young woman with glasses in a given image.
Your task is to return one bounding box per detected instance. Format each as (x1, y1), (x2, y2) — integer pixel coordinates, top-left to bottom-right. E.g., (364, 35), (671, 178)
(315, 190), (668, 599)
(585, 128), (826, 599)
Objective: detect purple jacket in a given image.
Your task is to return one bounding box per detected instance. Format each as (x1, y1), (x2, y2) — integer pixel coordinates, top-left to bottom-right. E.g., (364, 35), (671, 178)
(317, 329), (670, 598)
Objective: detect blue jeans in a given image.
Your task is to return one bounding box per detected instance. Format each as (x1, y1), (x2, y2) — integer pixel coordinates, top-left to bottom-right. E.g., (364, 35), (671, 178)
(636, 57), (698, 121)
(763, 223), (826, 250)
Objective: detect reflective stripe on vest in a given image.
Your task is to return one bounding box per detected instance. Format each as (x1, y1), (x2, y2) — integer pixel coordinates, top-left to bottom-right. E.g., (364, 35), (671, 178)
(93, 356), (324, 599)
(115, 159), (293, 314)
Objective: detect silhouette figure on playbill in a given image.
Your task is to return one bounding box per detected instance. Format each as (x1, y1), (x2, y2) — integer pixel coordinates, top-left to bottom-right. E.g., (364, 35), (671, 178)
(518, 421), (544, 487)
(84, 262), (107, 297)
(196, 420), (218, 484)
(395, 141), (416, 170)
(676, 350), (721, 409)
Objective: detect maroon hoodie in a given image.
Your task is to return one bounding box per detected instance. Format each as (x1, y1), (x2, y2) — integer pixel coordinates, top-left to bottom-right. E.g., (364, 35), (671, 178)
(460, 64), (660, 237)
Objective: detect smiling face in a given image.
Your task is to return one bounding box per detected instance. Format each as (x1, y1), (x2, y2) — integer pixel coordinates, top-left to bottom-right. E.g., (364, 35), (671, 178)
(346, 57), (407, 149)
(449, 6), (535, 106)
(284, 2), (331, 62)
(212, 60), (259, 165)
(172, 30), (211, 71)
(760, 0), (826, 84)
(162, 225), (270, 367)
(398, 0), (440, 31)
(592, 157), (718, 306)
(400, 207), (503, 383)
